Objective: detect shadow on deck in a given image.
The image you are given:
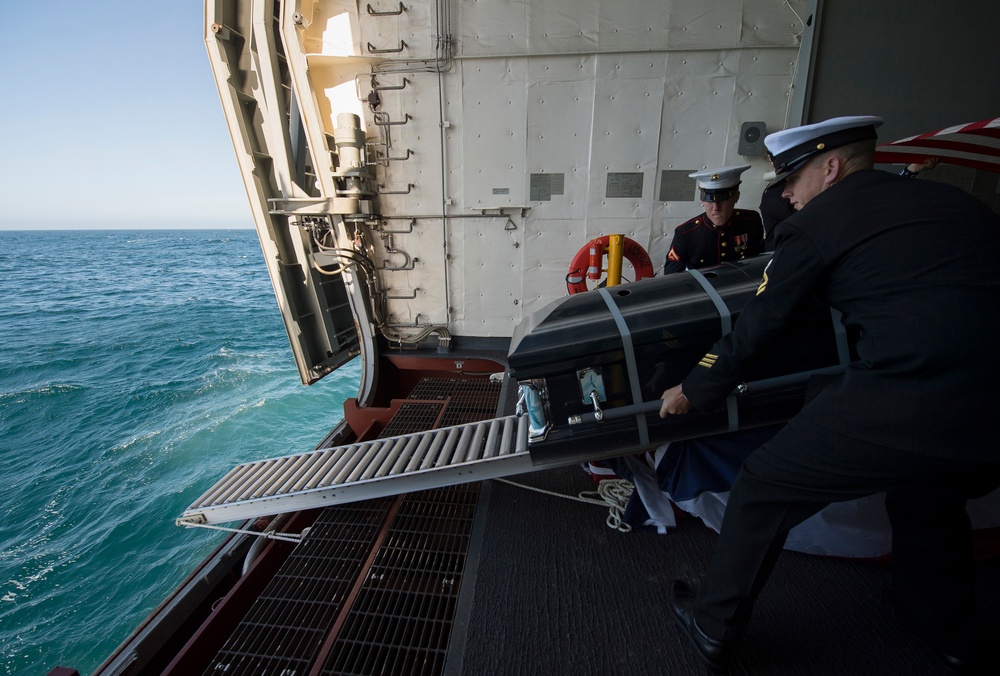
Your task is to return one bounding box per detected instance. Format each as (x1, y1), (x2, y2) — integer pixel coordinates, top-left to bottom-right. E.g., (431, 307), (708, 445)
(459, 466), (999, 675)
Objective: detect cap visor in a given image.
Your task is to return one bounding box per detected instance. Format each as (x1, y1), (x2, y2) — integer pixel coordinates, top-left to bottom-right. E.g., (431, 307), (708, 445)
(765, 154), (813, 190)
(764, 172), (789, 191)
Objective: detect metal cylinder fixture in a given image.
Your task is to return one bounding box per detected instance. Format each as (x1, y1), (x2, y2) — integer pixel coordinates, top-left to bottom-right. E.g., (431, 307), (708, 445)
(516, 381), (551, 441)
(333, 113), (367, 200)
(606, 234), (624, 286)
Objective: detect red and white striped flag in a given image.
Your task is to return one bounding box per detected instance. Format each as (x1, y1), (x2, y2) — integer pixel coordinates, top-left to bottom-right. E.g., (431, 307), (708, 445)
(875, 117), (1000, 172)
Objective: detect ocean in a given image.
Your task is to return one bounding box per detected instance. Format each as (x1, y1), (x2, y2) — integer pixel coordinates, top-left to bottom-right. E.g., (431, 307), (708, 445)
(0, 229), (360, 675)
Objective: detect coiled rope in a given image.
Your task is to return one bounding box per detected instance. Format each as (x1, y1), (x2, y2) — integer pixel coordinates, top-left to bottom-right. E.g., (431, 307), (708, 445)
(495, 477), (635, 533)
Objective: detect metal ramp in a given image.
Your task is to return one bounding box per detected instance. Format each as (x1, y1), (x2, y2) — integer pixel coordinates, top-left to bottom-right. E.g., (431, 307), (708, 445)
(177, 414), (534, 526)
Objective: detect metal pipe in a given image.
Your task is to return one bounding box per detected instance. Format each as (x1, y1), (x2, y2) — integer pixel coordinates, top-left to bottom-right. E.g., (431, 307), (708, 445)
(568, 365), (846, 425)
(607, 234), (624, 286)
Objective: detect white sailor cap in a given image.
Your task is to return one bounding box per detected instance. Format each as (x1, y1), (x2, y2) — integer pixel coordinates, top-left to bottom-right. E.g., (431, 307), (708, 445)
(764, 115), (883, 184)
(689, 165), (750, 202)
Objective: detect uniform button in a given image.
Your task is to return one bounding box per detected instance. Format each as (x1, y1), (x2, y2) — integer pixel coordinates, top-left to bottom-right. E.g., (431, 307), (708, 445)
(721, 242), (727, 247)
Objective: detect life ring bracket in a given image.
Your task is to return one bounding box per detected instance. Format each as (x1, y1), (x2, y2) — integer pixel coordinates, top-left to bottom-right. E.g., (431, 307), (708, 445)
(566, 235), (654, 294)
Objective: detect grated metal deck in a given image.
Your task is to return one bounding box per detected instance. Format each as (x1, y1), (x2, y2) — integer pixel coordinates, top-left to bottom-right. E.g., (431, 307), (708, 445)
(319, 486), (479, 675)
(203, 484), (482, 676)
(199, 377), (499, 676)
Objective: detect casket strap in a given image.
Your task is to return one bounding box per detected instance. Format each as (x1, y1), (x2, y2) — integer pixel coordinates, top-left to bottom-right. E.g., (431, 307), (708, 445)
(597, 288), (649, 447)
(686, 269), (738, 429)
(686, 269), (732, 334)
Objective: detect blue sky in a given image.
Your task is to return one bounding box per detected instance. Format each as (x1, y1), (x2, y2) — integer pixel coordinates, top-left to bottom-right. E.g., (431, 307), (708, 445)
(0, 2), (251, 229)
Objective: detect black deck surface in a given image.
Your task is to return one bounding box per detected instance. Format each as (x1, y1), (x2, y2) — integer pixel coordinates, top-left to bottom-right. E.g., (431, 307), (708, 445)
(456, 466), (1000, 675)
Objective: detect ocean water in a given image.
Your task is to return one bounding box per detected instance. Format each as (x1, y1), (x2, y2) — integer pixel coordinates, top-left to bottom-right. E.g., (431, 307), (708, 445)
(0, 229), (360, 675)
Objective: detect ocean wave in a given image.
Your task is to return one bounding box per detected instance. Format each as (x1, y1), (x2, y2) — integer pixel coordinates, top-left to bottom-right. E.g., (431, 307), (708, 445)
(0, 383), (82, 401)
(0, 229), (361, 675)
(108, 428), (164, 454)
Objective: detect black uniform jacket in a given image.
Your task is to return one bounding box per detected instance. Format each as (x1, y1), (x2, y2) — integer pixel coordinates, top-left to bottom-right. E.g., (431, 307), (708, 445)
(663, 209), (764, 273)
(759, 185), (795, 251)
(682, 169), (1000, 460)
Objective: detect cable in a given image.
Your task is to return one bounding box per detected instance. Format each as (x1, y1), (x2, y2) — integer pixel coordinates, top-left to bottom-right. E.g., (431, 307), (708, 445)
(495, 477), (635, 533)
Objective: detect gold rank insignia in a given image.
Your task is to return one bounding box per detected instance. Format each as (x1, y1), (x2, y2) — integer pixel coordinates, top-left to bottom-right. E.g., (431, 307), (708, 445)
(757, 259), (773, 295)
(698, 353), (718, 368)
(756, 271), (769, 295)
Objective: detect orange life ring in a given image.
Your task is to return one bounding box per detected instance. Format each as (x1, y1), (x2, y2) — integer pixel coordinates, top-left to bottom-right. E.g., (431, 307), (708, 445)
(566, 235), (654, 294)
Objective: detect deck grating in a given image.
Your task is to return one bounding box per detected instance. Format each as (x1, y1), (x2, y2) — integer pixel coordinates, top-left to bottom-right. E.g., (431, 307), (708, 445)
(380, 402), (444, 438)
(409, 378), (502, 427)
(319, 485), (479, 675)
(203, 377), (499, 675)
(204, 499), (395, 675)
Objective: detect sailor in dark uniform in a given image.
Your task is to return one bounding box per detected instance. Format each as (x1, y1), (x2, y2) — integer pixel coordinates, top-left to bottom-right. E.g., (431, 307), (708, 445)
(659, 116), (1000, 672)
(663, 165), (764, 273)
(758, 175), (795, 251)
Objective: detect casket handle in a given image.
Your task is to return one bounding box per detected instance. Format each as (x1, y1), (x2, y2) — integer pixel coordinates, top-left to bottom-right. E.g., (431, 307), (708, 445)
(568, 365), (846, 426)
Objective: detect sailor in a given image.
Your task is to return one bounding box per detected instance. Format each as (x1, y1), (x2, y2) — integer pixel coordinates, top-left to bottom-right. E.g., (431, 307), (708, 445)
(659, 115), (1000, 673)
(758, 173), (795, 251)
(662, 165), (764, 273)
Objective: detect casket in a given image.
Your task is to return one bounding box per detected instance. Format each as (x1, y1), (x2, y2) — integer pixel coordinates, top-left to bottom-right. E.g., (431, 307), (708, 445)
(507, 254), (846, 465)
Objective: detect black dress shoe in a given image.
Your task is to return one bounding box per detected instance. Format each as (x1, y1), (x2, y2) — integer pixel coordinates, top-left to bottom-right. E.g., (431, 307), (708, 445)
(670, 579), (734, 672)
(934, 649), (976, 674)
(881, 587), (982, 674)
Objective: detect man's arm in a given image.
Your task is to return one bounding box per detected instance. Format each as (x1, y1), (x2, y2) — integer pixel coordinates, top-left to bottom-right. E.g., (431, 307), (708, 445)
(659, 384), (690, 417)
(672, 227), (828, 411)
(900, 157), (940, 177)
(662, 236), (689, 274)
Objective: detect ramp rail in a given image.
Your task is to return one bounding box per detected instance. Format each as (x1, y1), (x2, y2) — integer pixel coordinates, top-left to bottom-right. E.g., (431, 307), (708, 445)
(177, 414), (534, 526)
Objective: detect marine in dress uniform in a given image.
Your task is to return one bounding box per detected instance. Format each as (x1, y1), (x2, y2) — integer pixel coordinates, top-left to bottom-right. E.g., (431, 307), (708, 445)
(660, 116), (1000, 672)
(663, 165), (764, 273)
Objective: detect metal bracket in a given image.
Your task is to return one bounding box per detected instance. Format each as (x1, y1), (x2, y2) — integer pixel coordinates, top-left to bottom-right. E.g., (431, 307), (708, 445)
(367, 2), (406, 16)
(386, 287), (420, 300)
(477, 207), (532, 218)
(373, 112), (412, 126)
(372, 77), (410, 91)
(382, 252), (417, 270)
(369, 148), (413, 166)
(384, 148), (413, 162)
(367, 40), (407, 54)
(377, 183), (414, 195)
(588, 390), (604, 421)
(210, 23), (242, 43)
(374, 218), (416, 234)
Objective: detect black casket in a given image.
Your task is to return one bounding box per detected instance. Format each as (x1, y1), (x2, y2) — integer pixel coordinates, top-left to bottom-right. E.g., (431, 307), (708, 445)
(507, 254), (846, 465)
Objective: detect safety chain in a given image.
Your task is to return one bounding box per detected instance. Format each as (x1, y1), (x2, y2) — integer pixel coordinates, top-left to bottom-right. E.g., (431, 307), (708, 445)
(495, 477), (635, 533)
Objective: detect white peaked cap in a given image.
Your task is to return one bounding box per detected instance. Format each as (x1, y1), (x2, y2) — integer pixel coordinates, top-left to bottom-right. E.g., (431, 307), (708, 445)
(689, 165), (751, 201)
(764, 115), (884, 183)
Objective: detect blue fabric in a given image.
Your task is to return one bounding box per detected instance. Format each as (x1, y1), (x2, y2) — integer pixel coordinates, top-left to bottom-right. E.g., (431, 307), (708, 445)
(658, 425), (784, 501)
(622, 487), (652, 528)
(609, 424), (785, 528)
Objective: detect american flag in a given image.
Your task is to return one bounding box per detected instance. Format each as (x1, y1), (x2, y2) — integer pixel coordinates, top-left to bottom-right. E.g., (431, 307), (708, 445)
(875, 117), (1000, 172)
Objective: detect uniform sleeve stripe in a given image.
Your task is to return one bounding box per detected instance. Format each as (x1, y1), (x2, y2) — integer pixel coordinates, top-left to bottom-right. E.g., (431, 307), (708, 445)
(698, 353), (718, 368)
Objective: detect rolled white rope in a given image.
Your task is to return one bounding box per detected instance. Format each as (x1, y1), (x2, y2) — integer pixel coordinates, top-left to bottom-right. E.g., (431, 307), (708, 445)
(496, 477), (635, 533)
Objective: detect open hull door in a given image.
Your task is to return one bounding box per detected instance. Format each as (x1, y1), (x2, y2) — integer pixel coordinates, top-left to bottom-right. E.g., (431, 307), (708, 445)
(204, 0), (377, 391)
